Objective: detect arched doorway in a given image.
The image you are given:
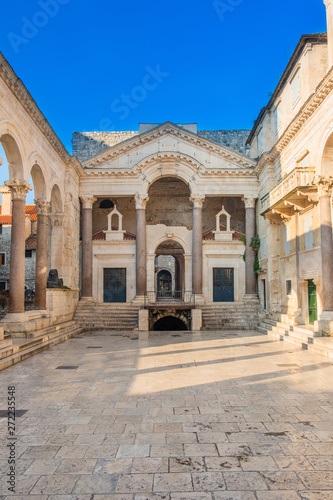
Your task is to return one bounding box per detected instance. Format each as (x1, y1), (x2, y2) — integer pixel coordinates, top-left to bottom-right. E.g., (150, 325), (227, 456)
(153, 315), (188, 331)
(155, 240), (185, 297)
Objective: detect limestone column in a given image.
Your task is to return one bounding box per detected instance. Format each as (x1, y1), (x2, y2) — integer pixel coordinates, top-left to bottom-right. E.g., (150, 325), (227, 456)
(135, 193), (149, 296)
(315, 176), (333, 311)
(34, 199), (50, 310)
(80, 195), (96, 298)
(243, 195), (257, 297)
(190, 194), (205, 294)
(5, 180), (31, 313)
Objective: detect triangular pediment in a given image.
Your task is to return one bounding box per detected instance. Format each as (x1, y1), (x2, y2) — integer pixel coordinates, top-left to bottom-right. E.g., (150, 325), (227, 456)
(81, 122), (257, 172)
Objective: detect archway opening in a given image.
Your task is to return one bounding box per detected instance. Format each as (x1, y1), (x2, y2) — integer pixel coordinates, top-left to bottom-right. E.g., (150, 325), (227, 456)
(155, 240), (185, 294)
(147, 177), (192, 228)
(322, 132), (333, 177)
(153, 316), (188, 331)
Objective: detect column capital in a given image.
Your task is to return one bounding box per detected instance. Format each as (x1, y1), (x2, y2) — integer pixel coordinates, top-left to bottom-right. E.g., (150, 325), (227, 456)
(35, 199), (50, 216)
(190, 194), (205, 208)
(324, 0), (331, 7)
(80, 195), (97, 209)
(5, 180), (32, 200)
(242, 195), (257, 209)
(313, 175), (333, 196)
(135, 193), (149, 209)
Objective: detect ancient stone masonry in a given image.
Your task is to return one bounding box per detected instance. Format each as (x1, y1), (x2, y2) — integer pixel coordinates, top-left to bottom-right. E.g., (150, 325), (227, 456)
(73, 129), (251, 162)
(197, 130), (251, 156)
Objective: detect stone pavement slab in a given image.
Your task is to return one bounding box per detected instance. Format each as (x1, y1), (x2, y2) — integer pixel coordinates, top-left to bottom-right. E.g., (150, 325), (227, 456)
(0, 329), (333, 498)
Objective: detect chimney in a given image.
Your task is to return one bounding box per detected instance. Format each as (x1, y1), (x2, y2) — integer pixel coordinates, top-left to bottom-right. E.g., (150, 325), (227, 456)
(324, 0), (333, 67)
(0, 185), (12, 216)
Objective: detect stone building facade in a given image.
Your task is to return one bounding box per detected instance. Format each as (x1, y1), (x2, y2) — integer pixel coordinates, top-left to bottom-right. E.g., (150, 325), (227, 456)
(0, 1), (333, 340)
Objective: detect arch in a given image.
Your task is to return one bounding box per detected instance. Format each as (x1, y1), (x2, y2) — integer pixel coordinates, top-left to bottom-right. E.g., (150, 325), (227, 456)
(149, 235), (189, 256)
(50, 184), (63, 213)
(320, 129), (333, 177)
(153, 315), (188, 331)
(0, 132), (24, 181)
(133, 152), (205, 195)
(30, 163), (47, 200)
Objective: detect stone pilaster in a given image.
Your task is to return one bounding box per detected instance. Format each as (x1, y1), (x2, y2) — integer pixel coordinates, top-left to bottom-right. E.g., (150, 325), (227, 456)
(135, 193), (149, 297)
(80, 195), (96, 298)
(243, 195), (257, 299)
(4, 180), (32, 313)
(324, 0), (333, 67)
(190, 194), (205, 295)
(34, 199), (50, 310)
(315, 176), (333, 312)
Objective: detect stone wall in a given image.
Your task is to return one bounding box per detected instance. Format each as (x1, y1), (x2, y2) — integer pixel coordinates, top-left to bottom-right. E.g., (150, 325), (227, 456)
(72, 131), (139, 161)
(197, 130), (251, 156)
(0, 225), (11, 288)
(73, 129), (251, 161)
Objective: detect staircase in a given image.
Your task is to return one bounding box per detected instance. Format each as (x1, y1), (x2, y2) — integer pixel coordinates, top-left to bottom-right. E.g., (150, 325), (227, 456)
(201, 303), (260, 330)
(0, 321), (84, 371)
(74, 302), (140, 331)
(258, 317), (333, 359)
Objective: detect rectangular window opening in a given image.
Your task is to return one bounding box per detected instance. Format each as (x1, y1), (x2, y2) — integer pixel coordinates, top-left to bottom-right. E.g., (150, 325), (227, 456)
(286, 280), (292, 296)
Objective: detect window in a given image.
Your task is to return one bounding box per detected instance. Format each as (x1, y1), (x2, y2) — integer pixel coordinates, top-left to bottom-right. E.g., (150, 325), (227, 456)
(0, 253), (5, 266)
(25, 250), (32, 258)
(274, 103), (281, 133)
(257, 129), (263, 155)
(286, 280), (292, 296)
(99, 199), (114, 209)
(304, 212), (314, 250)
(0, 281), (6, 290)
(0, 224), (2, 235)
(284, 224), (291, 255)
(291, 69), (300, 105)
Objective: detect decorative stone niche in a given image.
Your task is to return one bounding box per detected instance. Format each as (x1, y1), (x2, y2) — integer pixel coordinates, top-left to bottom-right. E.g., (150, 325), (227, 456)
(104, 206), (126, 241)
(213, 206), (234, 241)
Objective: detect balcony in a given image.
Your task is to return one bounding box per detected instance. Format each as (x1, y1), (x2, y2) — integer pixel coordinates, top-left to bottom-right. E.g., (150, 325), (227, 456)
(144, 291), (195, 309)
(261, 167), (318, 220)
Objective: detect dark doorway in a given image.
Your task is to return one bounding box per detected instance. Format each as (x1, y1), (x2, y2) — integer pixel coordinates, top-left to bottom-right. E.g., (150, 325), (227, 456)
(308, 279), (317, 325)
(153, 316), (188, 331)
(213, 268), (234, 302)
(157, 270), (172, 296)
(104, 268), (126, 302)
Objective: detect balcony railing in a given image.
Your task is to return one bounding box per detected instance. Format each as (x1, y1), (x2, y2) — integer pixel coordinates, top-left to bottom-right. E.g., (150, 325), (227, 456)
(144, 290), (195, 307)
(261, 166), (316, 213)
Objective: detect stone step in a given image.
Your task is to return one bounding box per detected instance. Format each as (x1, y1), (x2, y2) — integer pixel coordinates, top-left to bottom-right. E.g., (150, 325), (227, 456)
(0, 324), (84, 371)
(25, 321), (78, 339)
(258, 321), (333, 359)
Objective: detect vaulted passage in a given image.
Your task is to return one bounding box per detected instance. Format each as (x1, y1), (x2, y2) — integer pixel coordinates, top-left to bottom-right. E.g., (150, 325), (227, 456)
(153, 316), (188, 331)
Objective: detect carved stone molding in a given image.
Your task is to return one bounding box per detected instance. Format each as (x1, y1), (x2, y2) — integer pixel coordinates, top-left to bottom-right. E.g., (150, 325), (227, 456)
(313, 175), (333, 196)
(35, 199), (50, 216)
(49, 213), (64, 227)
(190, 194), (205, 208)
(242, 195), (257, 209)
(135, 193), (149, 210)
(80, 195), (97, 210)
(4, 180), (32, 201)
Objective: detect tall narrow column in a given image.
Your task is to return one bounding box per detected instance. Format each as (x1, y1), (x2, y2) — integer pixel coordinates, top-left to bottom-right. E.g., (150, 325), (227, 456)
(190, 194), (205, 295)
(5, 180), (31, 313)
(316, 176), (333, 311)
(135, 194), (149, 296)
(80, 195), (96, 298)
(243, 195), (257, 297)
(34, 199), (50, 310)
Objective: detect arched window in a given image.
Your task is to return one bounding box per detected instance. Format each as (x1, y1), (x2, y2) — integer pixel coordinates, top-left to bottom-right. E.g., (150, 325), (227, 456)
(99, 199), (114, 209)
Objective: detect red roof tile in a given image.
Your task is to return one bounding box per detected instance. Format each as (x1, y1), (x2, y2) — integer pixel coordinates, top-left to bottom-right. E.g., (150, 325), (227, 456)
(25, 236), (37, 250)
(92, 226), (136, 241)
(203, 226), (245, 241)
(0, 204), (37, 224)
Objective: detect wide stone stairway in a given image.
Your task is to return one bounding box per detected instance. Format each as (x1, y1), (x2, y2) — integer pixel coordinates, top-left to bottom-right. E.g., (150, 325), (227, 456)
(201, 302), (260, 330)
(74, 301), (140, 331)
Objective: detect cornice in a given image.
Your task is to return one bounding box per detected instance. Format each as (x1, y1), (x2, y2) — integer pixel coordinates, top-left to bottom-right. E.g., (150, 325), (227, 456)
(0, 52), (84, 178)
(255, 65), (333, 176)
(82, 122), (257, 170)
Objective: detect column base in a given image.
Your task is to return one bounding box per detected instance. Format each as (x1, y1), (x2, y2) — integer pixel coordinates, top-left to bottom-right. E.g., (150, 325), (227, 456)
(243, 294), (259, 303)
(133, 295), (145, 306)
(319, 311), (333, 337)
(1, 310), (50, 336)
(193, 294), (205, 306)
(79, 296), (96, 303)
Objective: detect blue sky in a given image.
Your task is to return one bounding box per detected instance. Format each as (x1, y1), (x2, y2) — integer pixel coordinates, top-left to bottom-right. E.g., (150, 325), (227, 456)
(0, 0), (328, 203)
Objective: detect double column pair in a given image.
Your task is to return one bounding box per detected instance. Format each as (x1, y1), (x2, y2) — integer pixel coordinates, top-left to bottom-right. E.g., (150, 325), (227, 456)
(5, 180), (50, 313)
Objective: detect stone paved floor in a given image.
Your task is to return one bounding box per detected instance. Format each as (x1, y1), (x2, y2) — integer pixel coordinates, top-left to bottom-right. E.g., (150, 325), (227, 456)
(0, 329), (333, 500)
